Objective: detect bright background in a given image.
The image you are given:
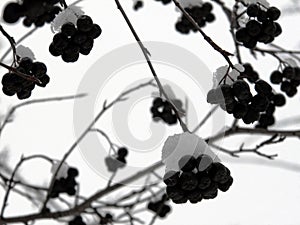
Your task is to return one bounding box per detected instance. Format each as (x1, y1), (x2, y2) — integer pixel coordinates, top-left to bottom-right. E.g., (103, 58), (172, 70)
(1, 0), (300, 225)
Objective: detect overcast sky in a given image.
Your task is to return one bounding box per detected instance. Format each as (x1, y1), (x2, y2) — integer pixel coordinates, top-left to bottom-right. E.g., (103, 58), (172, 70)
(1, 0), (300, 225)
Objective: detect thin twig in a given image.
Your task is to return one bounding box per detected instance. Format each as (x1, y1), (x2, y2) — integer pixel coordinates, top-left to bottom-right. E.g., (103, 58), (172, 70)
(0, 94), (87, 137)
(172, 0), (235, 68)
(41, 80), (155, 212)
(114, 0), (189, 132)
(1, 161), (164, 224)
(192, 105), (219, 133)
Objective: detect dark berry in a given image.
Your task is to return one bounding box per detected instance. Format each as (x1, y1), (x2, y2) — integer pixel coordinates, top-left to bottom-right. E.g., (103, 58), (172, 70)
(3, 3), (22, 23)
(232, 80), (252, 101)
(267, 7), (281, 21)
(197, 174), (211, 190)
(262, 21), (277, 36)
(270, 70), (283, 84)
(68, 167), (79, 178)
(179, 172), (198, 191)
(243, 38), (257, 49)
(178, 155), (197, 172)
(258, 114), (275, 128)
(77, 15), (93, 32)
(274, 22), (282, 37)
(273, 94), (286, 106)
(257, 9), (268, 23)
(255, 80), (272, 96)
(233, 103), (248, 119)
(242, 107), (260, 124)
(187, 189), (202, 203)
(166, 186), (185, 201)
(17, 90), (31, 100)
(282, 67), (295, 79)
(163, 170), (180, 187)
(208, 163), (230, 184)
(72, 32), (88, 45)
(117, 147), (128, 158)
(247, 4), (259, 17)
(218, 176), (233, 192)
(49, 43), (62, 56)
(32, 62), (47, 77)
(266, 103), (276, 115)
(134, 0), (143, 11)
(202, 182), (218, 199)
(36, 74), (50, 87)
(61, 22), (76, 37)
(19, 57), (33, 72)
(246, 20), (262, 37)
(251, 94), (269, 112)
(236, 28), (251, 43)
(280, 81), (291, 93)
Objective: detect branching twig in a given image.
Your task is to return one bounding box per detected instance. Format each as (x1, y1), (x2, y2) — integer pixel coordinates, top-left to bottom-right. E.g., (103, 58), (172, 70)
(0, 94), (87, 137)
(0, 25), (17, 64)
(210, 134), (284, 160)
(41, 80), (156, 212)
(192, 105), (219, 133)
(171, 0), (235, 68)
(114, 0), (189, 132)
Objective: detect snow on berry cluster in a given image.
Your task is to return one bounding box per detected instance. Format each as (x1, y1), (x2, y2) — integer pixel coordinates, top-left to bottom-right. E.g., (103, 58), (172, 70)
(208, 63), (286, 128)
(270, 66), (300, 97)
(105, 147), (129, 173)
(161, 133), (231, 204)
(1, 57), (50, 100)
(236, 4), (282, 49)
(50, 167), (79, 198)
(49, 15), (102, 63)
(69, 216), (86, 225)
(3, 0), (61, 27)
(175, 2), (215, 34)
(147, 194), (172, 218)
(164, 154), (233, 204)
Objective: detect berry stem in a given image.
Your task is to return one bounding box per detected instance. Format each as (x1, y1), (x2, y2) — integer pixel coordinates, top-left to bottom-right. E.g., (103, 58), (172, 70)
(211, 0), (243, 64)
(0, 27), (39, 63)
(0, 25), (17, 64)
(0, 61), (41, 83)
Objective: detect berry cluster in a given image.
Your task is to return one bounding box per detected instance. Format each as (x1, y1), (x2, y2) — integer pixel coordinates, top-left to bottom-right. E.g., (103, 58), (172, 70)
(105, 147), (128, 172)
(150, 97), (179, 125)
(3, 0), (61, 27)
(270, 66), (300, 97)
(49, 15), (102, 63)
(147, 194), (171, 218)
(133, 1), (143, 11)
(100, 213), (113, 225)
(238, 63), (259, 83)
(207, 64), (286, 127)
(50, 167), (79, 198)
(175, 3), (215, 34)
(164, 154), (233, 204)
(69, 216), (86, 225)
(236, 4), (282, 49)
(154, 0), (171, 5)
(2, 57), (50, 100)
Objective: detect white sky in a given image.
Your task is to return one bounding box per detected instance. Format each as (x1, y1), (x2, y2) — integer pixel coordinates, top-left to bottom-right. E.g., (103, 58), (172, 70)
(1, 0), (300, 225)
